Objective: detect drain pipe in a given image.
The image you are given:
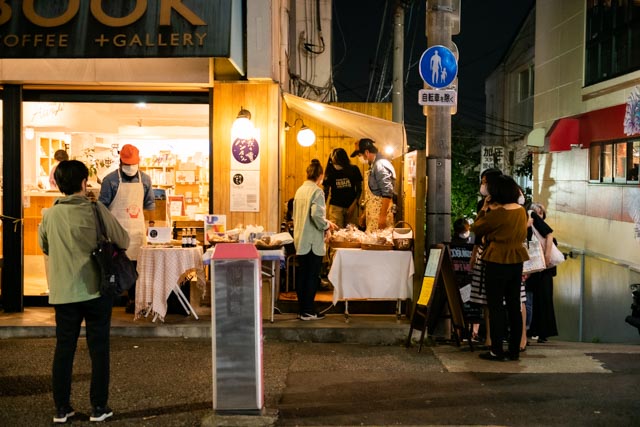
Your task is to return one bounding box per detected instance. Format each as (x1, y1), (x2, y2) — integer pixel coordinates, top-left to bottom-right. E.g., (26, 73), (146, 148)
(578, 251), (586, 341)
(568, 248), (586, 342)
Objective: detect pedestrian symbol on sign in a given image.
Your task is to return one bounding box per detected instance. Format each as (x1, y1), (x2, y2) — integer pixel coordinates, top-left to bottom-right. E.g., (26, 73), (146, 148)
(419, 45), (458, 89)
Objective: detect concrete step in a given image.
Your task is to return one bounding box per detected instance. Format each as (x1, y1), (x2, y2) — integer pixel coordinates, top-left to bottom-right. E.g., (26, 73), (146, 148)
(0, 306), (412, 346)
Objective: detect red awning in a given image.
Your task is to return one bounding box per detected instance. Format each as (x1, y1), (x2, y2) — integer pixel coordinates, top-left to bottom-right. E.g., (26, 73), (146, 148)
(549, 118), (579, 152)
(547, 104), (627, 151)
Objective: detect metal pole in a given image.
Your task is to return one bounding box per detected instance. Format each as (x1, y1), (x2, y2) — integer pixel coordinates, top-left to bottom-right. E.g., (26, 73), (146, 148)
(392, 3), (404, 124)
(425, 0), (453, 248)
(393, 2), (405, 222)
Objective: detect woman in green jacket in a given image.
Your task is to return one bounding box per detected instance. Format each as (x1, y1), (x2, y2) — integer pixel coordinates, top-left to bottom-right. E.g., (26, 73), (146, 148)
(293, 159), (337, 320)
(39, 160), (129, 423)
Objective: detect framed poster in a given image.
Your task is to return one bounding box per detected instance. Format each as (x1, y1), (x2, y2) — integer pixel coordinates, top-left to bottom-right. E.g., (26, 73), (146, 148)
(168, 195), (185, 217)
(230, 170), (259, 212)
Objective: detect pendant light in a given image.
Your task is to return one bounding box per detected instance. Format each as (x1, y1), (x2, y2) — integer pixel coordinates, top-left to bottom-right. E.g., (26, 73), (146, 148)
(284, 118), (316, 147)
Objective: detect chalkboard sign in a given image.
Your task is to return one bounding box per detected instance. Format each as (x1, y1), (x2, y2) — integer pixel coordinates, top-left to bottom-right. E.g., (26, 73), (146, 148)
(406, 244), (469, 350)
(449, 243), (483, 321)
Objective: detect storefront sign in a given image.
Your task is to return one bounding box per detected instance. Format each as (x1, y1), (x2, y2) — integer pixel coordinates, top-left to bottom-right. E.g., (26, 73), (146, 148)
(480, 145), (504, 173)
(0, 0), (234, 58)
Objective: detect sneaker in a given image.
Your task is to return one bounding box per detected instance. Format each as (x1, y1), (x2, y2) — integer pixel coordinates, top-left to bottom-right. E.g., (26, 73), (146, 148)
(53, 405), (75, 423)
(300, 312), (325, 321)
(90, 406), (113, 422)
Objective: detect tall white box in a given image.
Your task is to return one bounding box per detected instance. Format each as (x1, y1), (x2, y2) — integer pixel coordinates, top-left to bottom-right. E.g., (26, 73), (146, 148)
(211, 243), (263, 414)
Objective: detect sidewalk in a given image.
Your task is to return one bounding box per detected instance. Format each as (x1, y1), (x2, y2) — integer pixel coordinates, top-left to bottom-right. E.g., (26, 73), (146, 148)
(1, 332), (639, 426)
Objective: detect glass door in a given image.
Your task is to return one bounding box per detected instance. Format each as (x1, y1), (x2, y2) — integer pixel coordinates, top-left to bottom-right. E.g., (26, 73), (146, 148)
(22, 101), (209, 297)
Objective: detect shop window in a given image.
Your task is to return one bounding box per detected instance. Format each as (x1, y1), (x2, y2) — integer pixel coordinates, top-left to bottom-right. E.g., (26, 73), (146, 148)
(589, 139), (639, 183)
(585, 0), (640, 86)
(589, 143), (601, 181)
(630, 141), (640, 181)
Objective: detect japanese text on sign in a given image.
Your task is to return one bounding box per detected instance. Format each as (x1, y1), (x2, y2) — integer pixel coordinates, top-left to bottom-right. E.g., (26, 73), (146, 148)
(418, 89), (457, 106)
(480, 146), (505, 173)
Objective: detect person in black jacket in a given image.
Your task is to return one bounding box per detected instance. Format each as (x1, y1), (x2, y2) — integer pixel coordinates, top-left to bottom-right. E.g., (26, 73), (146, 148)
(322, 148), (363, 228)
(525, 202), (559, 343)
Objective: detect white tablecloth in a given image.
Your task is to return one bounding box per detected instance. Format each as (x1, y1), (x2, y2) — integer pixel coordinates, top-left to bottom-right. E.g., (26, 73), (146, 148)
(135, 246), (206, 321)
(328, 248), (415, 305)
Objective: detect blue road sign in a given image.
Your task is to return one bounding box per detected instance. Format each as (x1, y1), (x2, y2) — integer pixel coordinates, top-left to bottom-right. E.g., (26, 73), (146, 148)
(419, 45), (458, 89)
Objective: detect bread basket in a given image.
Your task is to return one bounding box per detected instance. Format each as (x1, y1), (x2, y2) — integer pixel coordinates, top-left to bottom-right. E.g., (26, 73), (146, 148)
(392, 221), (414, 251)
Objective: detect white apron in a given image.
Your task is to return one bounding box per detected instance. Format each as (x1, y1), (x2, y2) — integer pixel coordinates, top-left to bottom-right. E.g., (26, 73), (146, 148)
(110, 170), (146, 260)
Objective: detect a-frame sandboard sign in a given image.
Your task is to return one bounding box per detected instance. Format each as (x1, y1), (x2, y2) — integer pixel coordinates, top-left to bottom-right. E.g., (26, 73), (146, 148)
(406, 243), (468, 351)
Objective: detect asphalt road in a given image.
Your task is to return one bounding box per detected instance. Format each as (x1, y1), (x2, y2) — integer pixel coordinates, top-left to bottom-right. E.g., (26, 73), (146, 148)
(1, 337), (639, 426)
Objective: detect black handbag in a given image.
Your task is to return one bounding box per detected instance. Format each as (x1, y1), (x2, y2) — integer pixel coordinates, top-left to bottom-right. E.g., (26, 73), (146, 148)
(91, 202), (138, 297)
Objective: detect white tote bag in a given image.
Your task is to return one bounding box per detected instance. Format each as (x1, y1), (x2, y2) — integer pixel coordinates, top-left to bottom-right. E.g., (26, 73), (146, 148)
(532, 226), (565, 268)
(523, 233), (546, 274)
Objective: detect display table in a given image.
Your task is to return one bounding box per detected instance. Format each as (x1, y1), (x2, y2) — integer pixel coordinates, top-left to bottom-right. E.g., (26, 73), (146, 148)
(328, 248), (414, 320)
(204, 246), (285, 323)
(135, 246), (206, 322)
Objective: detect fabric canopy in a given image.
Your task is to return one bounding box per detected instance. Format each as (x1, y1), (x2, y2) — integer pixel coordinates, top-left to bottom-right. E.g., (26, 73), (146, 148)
(283, 93), (407, 159)
(549, 118), (579, 152)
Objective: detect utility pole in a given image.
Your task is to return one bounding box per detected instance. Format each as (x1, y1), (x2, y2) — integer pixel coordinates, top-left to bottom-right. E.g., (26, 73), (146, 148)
(392, 2), (404, 221)
(392, 3), (404, 125)
(425, 0), (454, 248)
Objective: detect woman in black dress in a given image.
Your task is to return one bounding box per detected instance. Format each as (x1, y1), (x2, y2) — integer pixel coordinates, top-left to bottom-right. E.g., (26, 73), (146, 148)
(525, 203), (559, 343)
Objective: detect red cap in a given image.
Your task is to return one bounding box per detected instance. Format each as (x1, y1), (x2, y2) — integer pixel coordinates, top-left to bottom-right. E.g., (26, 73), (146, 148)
(119, 144), (140, 164)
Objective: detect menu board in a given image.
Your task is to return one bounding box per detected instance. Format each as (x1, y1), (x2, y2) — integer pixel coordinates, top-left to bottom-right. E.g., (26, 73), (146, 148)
(448, 243), (474, 301)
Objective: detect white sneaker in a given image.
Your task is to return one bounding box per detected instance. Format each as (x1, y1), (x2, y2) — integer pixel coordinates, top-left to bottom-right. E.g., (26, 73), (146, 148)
(90, 406), (113, 422)
(300, 312), (325, 321)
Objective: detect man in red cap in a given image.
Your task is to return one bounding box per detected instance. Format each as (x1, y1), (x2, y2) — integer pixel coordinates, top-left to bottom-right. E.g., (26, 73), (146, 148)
(99, 144), (155, 313)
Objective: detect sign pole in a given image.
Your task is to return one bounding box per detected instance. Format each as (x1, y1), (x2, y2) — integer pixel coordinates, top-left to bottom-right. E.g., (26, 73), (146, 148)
(425, 0), (454, 249)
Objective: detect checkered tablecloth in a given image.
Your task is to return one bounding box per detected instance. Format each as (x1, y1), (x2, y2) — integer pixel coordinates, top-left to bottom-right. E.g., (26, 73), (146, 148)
(135, 246), (206, 322)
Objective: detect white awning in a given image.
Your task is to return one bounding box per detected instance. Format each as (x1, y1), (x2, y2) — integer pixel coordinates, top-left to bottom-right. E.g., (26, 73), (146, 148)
(283, 93), (407, 159)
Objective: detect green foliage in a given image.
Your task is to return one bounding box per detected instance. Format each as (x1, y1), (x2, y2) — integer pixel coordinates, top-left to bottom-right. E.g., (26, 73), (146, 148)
(450, 127), (482, 230)
(514, 152), (533, 179)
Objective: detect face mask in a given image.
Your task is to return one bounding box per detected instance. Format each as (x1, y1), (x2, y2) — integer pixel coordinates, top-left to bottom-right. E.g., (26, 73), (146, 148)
(122, 165), (138, 176)
(334, 164), (343, 170)
(479, 183), (488, 196)
(518, 195), (525, 205)
(459, 231), (470, 239)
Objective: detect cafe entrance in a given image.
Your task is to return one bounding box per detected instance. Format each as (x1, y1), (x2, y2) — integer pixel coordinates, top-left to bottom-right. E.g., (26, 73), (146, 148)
(3, 91), (212, 300)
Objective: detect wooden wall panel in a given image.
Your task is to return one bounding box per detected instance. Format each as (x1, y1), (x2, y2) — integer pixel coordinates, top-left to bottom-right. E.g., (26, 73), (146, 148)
(212, 82), (280, 232)
(282, 102), (398, 220)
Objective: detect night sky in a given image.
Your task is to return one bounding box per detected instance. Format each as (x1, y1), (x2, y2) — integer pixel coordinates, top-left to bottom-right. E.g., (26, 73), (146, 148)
(332, 0), (535, 145)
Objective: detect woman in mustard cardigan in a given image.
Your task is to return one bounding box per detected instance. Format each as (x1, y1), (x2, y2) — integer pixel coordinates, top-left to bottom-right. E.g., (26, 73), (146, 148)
(471, 174), (529, 362)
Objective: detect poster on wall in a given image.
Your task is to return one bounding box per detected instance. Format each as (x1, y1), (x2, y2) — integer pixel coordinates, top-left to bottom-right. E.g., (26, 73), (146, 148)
(480, 145), (504, 174)
(404, 151), (417, 197)
(230, 130), (261, 171)
(230, 170), (260, 212)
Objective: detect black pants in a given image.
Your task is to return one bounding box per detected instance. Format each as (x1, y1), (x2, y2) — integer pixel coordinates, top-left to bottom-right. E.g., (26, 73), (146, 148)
(52, 294), (113, 409)
(295, 252), (323, 315)
(484, 261), (523, 356)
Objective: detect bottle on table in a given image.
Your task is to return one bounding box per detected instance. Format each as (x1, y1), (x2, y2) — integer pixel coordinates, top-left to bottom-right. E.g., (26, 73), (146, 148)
(182, 228), (187, 248)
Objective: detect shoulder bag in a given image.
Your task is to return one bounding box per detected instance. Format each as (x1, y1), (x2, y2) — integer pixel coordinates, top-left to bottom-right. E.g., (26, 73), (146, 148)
(91, 202), (138, 296)
(531, 225), (565, 268)
(522, 233), (546, 274)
